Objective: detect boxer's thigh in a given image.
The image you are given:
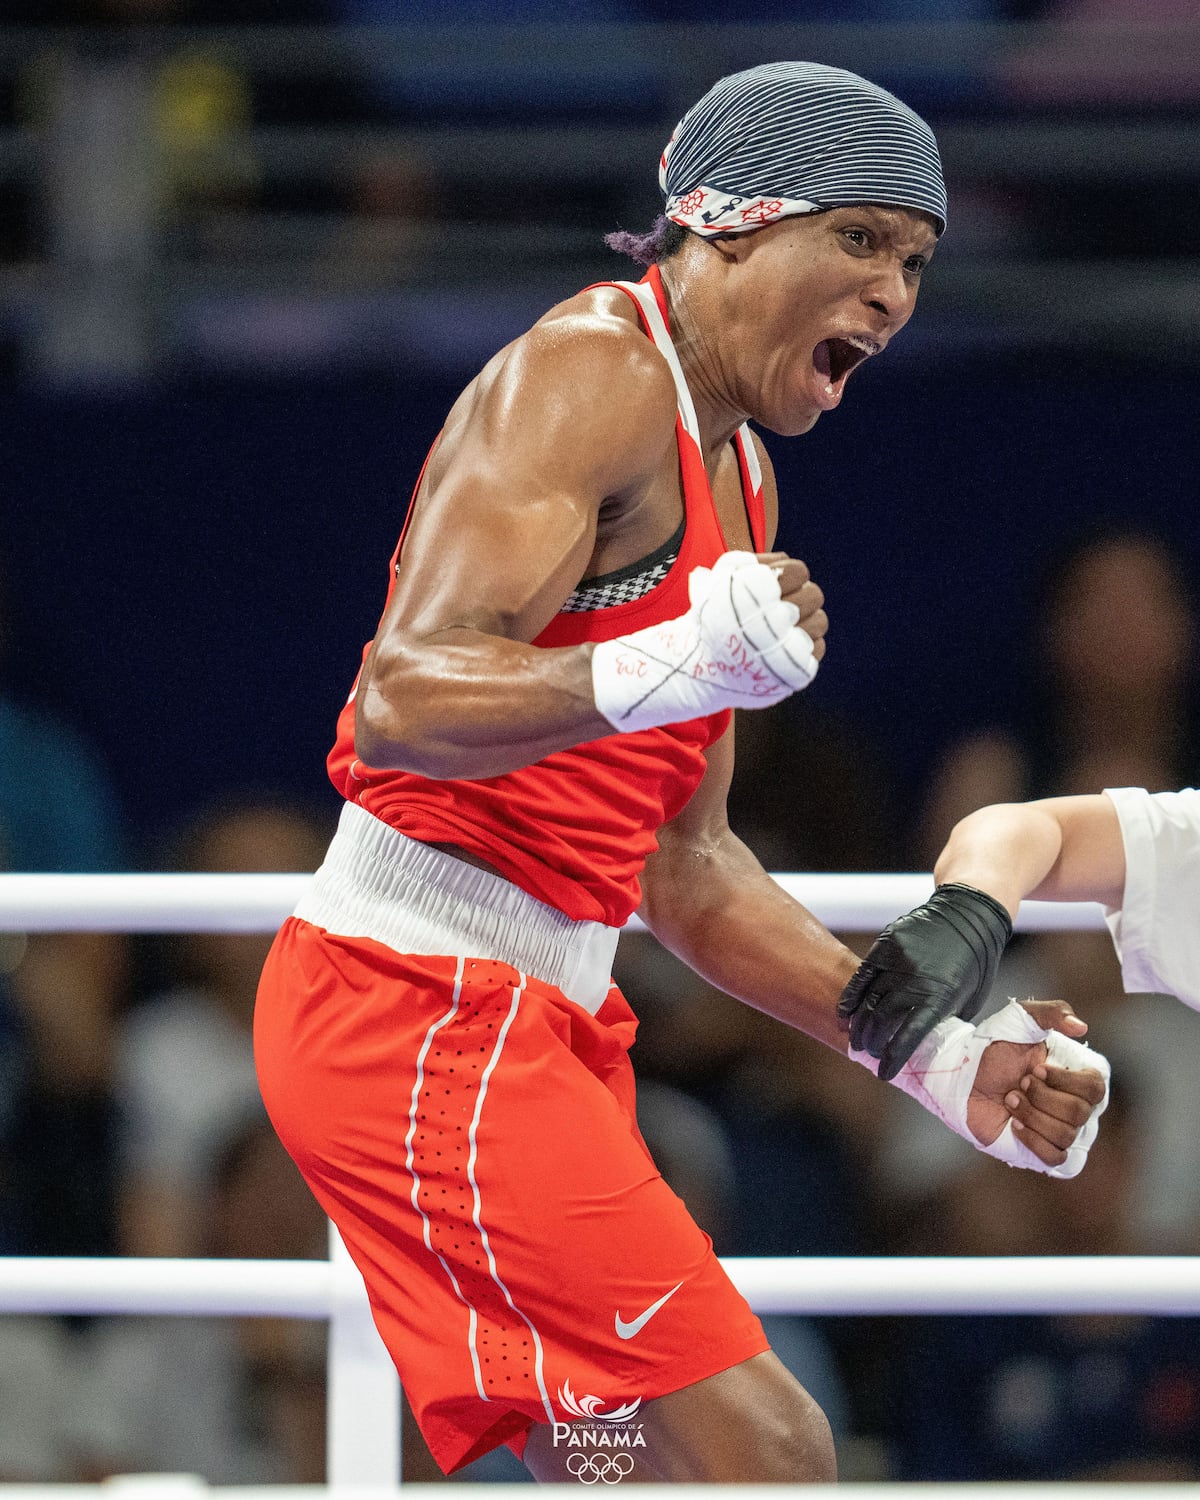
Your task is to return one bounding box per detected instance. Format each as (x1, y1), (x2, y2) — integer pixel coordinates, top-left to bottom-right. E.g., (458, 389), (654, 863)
(523, 1349), (835, 1483)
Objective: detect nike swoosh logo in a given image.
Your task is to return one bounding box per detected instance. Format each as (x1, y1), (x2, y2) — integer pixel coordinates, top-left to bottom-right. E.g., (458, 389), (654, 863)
(614, 1281), (684, 1340)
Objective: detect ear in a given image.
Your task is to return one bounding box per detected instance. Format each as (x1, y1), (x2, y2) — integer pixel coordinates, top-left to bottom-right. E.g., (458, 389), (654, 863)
(708, 231), (753, 265)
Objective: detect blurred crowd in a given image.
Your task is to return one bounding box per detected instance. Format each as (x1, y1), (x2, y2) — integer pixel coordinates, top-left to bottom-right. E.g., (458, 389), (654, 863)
(3, 0), (1164, 22)
(2, 520), (1200, 1484)
(1, 0), (1195, 284)
(0, 0), (1195, 390)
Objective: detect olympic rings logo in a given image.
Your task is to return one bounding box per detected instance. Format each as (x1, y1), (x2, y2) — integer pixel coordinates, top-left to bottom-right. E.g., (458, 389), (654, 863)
(565, 1452), (636, 1484)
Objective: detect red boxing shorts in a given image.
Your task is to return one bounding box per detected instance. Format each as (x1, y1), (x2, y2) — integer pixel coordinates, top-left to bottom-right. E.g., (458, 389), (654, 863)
(254, 812), (767, 1474)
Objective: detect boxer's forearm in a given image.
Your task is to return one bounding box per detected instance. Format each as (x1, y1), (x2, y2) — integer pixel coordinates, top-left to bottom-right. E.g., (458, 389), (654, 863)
(355, 631), (610, 780)
(639, 829), (858, 1053)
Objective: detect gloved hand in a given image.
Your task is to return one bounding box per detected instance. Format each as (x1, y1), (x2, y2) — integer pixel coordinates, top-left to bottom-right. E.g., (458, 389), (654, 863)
(837, 883), (1013, 1082)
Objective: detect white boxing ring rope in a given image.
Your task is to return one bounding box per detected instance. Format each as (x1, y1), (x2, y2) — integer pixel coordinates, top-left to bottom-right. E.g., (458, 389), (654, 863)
(6, 1251), (1200, 1319)
(0, 873), (1169, 1499)
(0, 871), (1110, 934)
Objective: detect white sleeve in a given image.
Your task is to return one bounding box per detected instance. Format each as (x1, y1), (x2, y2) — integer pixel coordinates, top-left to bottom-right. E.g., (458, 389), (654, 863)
(1103, 787), (1200, 1011)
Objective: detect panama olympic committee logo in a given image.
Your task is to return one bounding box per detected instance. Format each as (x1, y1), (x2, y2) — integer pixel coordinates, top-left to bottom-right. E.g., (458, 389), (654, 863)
(553, 1378), (647, 1480)
(565, 1452), (636, 1483)
(558, 1380), (641, 1424)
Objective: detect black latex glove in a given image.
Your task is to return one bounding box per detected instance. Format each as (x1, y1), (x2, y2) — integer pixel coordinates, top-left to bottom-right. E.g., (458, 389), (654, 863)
(837, 882), (1013, 1082)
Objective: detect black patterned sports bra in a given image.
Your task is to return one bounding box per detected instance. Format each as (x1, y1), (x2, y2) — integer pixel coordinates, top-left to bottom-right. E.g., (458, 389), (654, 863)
(560, 518), (686, 614)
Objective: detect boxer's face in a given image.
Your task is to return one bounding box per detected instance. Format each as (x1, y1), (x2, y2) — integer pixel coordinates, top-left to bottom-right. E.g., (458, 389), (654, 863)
(722, 205), (938, 436)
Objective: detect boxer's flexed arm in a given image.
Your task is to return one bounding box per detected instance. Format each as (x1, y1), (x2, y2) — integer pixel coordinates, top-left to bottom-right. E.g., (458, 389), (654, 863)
(355, 303), (825, 781)
(355, 307), (671, 779)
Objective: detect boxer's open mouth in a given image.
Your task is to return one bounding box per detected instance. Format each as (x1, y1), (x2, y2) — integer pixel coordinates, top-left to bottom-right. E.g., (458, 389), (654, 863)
(811, 334), (881, 408)
(816, 334), (880, 381)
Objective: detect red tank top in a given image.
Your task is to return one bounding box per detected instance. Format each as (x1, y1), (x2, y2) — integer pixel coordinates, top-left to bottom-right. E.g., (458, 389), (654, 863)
(327, 266), (767, 925)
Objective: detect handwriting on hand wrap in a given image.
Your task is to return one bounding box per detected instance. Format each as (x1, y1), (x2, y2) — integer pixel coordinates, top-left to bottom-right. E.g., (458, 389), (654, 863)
(685, 636), (775, 695)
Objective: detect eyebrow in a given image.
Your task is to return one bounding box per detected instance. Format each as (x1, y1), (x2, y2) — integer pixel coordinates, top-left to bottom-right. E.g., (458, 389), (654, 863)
(846, 206), (938, 254)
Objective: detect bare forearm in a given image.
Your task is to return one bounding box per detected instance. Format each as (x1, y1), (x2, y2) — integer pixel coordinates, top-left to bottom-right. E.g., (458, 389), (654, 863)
(933, 796), (1125, 917)
(357, 631), (612, 779)
(641, 834), (860, 1052)
(933, 804), (1065, 920)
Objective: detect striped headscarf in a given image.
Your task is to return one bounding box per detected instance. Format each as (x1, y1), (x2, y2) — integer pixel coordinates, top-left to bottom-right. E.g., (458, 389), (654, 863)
(660, 62), (946, 237)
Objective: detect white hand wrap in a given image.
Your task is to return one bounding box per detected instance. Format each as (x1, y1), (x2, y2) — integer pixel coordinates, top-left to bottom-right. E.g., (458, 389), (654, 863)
(852, 999), (1111, 1180)
(590, 552), (818, 734)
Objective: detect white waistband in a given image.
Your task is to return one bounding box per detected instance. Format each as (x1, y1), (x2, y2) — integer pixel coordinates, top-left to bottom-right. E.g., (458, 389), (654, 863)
(294, 802), (620, 1015)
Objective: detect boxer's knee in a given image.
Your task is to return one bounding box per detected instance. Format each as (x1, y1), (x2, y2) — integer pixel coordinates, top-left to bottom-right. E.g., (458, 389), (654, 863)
(758, 1376), (836, 1482)
(640, 1351), (837, 1482)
